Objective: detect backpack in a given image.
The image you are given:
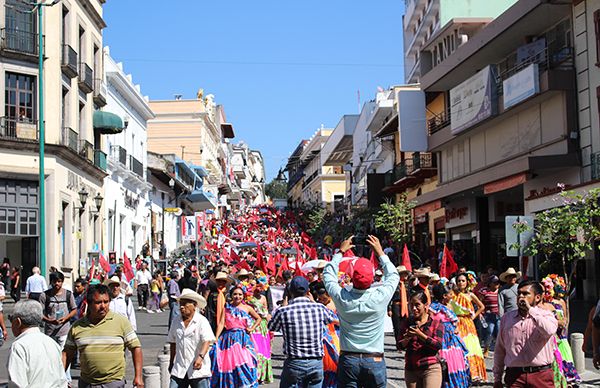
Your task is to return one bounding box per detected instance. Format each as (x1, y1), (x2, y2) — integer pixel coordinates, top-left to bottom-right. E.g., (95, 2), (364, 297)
(44, 289), (72, 317)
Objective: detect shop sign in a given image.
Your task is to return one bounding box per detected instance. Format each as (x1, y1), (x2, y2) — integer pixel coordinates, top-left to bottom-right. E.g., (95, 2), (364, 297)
(445, 207), (468, 222)
(525, 184), (572, 200)
(445, 199), (476, 229)
(503, 64), (539, 110)
(450, 65), (497, 135)
(164, 207), (183, 215)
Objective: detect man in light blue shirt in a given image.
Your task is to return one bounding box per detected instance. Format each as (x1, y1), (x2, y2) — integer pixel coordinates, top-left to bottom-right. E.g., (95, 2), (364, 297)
(323, 235), (399, 388)
(25, 266), (47, 302)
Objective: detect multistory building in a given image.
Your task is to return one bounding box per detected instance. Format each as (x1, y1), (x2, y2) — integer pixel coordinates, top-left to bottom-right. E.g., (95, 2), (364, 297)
(0, 0), (113, 284)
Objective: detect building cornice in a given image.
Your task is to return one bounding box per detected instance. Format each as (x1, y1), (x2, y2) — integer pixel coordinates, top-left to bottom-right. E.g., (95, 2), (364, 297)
(77, 0), (107, 30)
(107, 70), (155, 120)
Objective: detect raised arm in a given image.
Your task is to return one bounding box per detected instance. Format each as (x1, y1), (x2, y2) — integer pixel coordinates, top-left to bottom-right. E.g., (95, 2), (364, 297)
(324, 236), (354, 302)
(367, 235), (399, 299)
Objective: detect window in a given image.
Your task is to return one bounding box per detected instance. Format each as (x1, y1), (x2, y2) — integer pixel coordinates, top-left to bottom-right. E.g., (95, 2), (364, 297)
(78, 101), (85, 134)
(5, 72), (36, 122)
(62, 87), (69, 127)
(595, 10), (600, 66)
(93, 44), (100, 78)
(61, 6), (69, 46)
(5, 0), (36, 53)
(78, 26), (85, 63)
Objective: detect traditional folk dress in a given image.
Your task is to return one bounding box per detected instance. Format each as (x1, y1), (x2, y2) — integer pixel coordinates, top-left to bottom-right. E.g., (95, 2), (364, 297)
(430, 301), (471, 388)
(452, 291), (488, 382)
(210, 304), (258, 388)
(247, 296), (273, 384)
(322, 306), (340, 388)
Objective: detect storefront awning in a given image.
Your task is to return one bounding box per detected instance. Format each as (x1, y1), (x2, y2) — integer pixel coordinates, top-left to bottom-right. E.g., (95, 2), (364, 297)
(93, 111), (125, 134)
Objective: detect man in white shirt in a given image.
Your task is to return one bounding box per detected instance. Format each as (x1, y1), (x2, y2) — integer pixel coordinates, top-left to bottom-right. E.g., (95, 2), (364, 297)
(7, 299), (67, 388)
(25, 266), (47, 301)
(105, 276), (137, 331)
(135, 261), (152, 310)
(167, 289), (215, 388)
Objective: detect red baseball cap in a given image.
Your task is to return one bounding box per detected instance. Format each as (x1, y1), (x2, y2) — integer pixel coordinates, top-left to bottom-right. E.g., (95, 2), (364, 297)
(352, 258), (374, 290)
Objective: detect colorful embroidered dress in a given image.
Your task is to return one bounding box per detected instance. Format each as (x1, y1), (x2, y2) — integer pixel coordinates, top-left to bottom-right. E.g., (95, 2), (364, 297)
(322, 306), (340, 388)
(452, 292), (488, 382)
(553, 302), (581, 385)
(430, 301), (471, 388)
(248, 296), (273, 384)
(210, 304), (258, 388)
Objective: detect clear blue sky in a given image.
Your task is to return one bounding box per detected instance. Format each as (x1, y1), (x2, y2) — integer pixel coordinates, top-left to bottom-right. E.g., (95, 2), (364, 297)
(103, 1), (405, 180)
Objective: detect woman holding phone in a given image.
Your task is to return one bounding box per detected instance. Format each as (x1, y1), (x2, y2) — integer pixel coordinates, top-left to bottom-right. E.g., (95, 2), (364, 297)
(398, 290), (445, 388)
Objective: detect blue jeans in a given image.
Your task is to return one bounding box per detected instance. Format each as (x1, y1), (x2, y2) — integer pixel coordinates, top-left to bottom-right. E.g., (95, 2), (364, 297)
(280, 358), (323, 388)
(482, 312), (500, 351)
(338, 353), (386, 388)
(169, 375), (209, 388)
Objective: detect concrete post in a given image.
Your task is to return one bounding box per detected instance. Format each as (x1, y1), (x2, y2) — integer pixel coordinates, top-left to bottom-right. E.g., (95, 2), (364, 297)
(163, 343), (171, 354)
(157, 354), (170, 388)
(570, 332), (586, 374)
(142, 365), (161, 388)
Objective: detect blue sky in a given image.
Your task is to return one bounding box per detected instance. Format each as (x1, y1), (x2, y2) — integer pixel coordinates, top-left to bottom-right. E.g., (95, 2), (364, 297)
(103, 1), (405, 179)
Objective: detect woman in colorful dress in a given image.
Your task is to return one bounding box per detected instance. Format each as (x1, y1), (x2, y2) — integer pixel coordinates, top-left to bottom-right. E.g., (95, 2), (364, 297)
(211, 286), (260, 388)
(316, 287), (340, 388)
(540, 276), (569, 388)
(430, 283), (471, 388)
(245, 277), (273, 384)
(452, 272), (488, 383)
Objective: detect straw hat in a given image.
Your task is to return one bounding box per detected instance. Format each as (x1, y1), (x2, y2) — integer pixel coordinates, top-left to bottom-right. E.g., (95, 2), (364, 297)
(430, 273), (441, 282)
(499, 267), (522, 282)
(235, 268), (253, 279)
(396, 265), (410, 274)
(177, 289), (207, 309)
(214, 271), (232, 283)
(414, 268), (433, 278)
(103, 276), (121, 287)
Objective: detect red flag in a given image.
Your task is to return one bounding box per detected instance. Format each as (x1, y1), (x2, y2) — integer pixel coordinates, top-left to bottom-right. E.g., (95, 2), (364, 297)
(280, 254), (290, 271)
(294, 259), (303, 278)
(402, 244), (412, 272)
(255, 245), (267, 273)
(370, 250), (378, 269)
(301, 231), (315, 246)
(440, 244), (458, 278)
(123, 251), (134, 282)
(230, 248), (240, 262)
(293, 242), (304, 265)
(221, 248), (231, 265)
(235, 260), (251, 271)
(266, 253), (276, 275)
(99, 252), (111, 273)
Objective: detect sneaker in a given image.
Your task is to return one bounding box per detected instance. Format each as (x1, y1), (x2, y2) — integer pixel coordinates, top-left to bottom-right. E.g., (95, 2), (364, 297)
(138, 306), (143, 311)
(147, 310), (155, 314)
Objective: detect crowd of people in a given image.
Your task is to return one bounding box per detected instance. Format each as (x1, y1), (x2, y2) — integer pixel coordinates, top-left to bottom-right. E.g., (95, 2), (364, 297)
(0, 205), (598, 387)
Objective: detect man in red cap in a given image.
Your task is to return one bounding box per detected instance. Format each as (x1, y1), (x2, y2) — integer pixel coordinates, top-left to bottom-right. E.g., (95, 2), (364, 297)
(323, 235), (399, 387)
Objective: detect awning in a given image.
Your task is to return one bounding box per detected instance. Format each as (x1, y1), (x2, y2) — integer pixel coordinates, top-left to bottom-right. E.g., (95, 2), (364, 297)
(93, 111), (124, 134)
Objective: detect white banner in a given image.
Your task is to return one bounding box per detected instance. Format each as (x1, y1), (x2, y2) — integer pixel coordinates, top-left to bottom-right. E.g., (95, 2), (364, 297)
(450, 65), (496, 135)
(182, 216), (196, 242)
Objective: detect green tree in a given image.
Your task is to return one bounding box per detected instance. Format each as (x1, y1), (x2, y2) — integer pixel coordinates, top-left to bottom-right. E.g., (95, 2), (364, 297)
(514, 186), (600, 292)
(374, 194), (415, 244)
(265, 179), (287, 199)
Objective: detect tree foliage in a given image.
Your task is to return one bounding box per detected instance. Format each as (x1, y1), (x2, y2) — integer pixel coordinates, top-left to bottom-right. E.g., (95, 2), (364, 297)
(265, 179), (287, 199)
(374, 194), (415, 245)
(515, 186), (600, 289)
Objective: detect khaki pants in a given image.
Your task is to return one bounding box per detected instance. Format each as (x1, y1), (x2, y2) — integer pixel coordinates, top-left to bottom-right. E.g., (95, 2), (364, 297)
(405, 363), (443, 388)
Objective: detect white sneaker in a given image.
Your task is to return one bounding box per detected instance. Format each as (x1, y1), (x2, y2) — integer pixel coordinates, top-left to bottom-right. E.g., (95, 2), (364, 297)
(138, 306), (143, 310)
(147, 310), (155, 314)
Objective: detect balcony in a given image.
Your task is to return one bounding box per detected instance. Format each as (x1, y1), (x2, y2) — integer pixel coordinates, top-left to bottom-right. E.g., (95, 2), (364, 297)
(0, 117), (37, 142)
(427, 108), (451, 135)
(78, 63), (94, 94)
(0, 28), (39, 61)
(94, 149), (107, 171)
(409, 152), (437, 179)
(302, 170), (319, 189)
(383, 155), (436, 193)
(61, 44), (78, 78)
(93, 78), (107, 107)
(129, 155), (144, 177)
(111, 145), (127, 165)
(79, 140), (94, 162)
(61, 127), (79, 152)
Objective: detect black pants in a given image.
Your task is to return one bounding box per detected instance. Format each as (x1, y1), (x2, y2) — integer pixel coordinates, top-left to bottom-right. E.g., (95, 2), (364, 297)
(10, 286), (20, 302)
(170, 375), (209, 388)
(137, 284), (149, 308)
(28, 292), (42, 302)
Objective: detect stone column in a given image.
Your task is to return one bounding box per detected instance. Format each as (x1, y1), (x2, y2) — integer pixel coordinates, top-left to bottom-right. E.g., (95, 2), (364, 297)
(142, 365), (161, 388)
(570, 332), (586, 374)
(157, 354), (170, 388)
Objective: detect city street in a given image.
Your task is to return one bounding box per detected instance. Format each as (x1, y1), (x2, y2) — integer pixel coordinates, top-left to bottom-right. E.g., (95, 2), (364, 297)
(1, 298), (600, 387)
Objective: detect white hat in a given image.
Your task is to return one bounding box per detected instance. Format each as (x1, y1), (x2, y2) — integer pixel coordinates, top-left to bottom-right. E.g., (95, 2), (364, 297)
(396, 265), (410, 274)
(430, 274), (441, 281)
(235, 268), (253, 279)
(215, 271), (233, 283)
(414, 268), (433, 278)
(499, 267), (522, 283)
(177, 289), (207, 309)
(104, 276), (121, 286)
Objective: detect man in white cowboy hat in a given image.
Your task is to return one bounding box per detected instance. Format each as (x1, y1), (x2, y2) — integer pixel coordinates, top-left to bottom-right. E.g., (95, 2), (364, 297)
(498, 267), (521, 317)
(105, 276), (137, 331)
(235, 268), (253, 283)
(389, 265), (411, 343)
(205, 272), (232, 333)
(413, 267), (433, 304)
(168, 289), (216, 388)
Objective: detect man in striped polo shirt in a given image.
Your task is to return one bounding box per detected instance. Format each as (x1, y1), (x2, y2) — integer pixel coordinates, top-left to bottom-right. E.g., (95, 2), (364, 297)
(62, 284), (144, 387)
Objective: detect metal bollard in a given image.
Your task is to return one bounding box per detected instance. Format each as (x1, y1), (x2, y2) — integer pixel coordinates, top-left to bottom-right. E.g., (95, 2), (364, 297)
(157, 354), (170, 388)
(142, 365), (161, 388)
(163, 343), (171, 354)
(570, 332), (586, 374)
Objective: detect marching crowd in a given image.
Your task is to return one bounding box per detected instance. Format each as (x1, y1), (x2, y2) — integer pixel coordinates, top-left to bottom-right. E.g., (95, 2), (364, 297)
(0, 206), (599, 388)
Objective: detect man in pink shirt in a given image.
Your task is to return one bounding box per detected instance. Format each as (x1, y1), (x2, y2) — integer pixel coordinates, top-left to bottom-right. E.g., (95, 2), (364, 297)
(493, 279), (558, 388)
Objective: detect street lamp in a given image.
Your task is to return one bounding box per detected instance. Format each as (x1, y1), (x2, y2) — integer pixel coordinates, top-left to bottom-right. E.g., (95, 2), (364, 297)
(31, 0), (63, 276)
(78, 188), (89, 208)
(93, 192), (103, 212)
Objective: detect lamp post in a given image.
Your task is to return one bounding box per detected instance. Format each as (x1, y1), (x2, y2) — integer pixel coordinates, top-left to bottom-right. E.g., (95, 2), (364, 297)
(32, 0), (62, 276)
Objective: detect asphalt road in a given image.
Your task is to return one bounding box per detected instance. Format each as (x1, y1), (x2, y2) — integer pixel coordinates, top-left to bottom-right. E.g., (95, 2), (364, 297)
(1, 299), (600, 387)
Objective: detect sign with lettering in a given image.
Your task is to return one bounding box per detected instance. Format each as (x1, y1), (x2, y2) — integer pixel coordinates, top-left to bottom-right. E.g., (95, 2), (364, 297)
(445, 199), (476, 229)
(450, 65), (497, 135)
